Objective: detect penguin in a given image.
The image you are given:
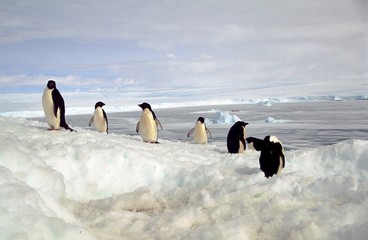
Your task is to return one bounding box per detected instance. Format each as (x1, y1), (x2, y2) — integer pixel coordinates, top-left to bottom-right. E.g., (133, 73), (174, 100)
(136, 102), (163, 143)
(42, 80), (75, 132)
(246, 136), (285, 178)
(89, 101), (108, 133)
(187, 117), (212, 144)
(226, 121), (249, 154)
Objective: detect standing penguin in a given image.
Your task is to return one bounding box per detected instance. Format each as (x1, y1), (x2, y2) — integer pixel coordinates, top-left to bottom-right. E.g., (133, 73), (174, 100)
(246, 136), (285, 178)
(136, 102), (163, 143)
(187, 117), (212, 144)
(89, 101), (108, 133)
(42, 80), (75, 132)
(227, 121), (249, 154)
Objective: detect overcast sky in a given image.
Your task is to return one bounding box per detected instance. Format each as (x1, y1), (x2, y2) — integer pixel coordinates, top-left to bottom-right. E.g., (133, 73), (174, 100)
(0, 0), (367, 95)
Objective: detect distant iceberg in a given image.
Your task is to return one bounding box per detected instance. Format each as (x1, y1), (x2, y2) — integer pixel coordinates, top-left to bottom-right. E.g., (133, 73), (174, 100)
(0, 93), (367, 118)
(263, 116), (290, 123)
(206, 110), (242, 124)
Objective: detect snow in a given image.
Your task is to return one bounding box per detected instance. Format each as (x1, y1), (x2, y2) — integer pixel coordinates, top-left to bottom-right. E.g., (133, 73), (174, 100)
(0, 99), (368, 239)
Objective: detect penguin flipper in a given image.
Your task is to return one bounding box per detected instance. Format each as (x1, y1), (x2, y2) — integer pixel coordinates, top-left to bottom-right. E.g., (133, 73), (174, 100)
(187, 128), (195, 137)
(88, 116), (94, 127)
(155, 119), (163, 130)
(51, 88), (65, 118)
(240, 138), (246, 150)
(51, 88), (75, 132)
(136, 121), (140, 133)
(102, 109), (108, 133)
(206, 127), (213, 138)
(246, 137), (264, 151)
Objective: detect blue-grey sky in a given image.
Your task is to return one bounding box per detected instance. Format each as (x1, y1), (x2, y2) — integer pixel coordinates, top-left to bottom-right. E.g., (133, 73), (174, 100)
(0, 0), (367, 94)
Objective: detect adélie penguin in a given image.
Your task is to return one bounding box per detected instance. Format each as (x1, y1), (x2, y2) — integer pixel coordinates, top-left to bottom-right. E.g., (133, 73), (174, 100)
(89, 101), (108, 133)
(246, 136), (285, 178)
(136, 102), (163, 143)
(227, 121), (249, 153)
(187, 117), (212, 144)
(42, 80), (76, 132)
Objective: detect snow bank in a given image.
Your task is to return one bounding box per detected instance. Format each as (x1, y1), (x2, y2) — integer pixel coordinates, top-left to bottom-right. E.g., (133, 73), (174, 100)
(0, 117), (367, 239)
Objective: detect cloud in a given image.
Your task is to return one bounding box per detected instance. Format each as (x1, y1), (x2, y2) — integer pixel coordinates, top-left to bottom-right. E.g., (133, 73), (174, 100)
(1, 0), (363, 47)
(0, 73), (109, 89)
(0, 0), (366, 94)
(166, 53), (177, 60)
(198, 54), (214, 60)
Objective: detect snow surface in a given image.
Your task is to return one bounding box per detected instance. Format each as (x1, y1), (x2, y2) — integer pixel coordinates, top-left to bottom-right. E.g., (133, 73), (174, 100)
(1, 99), (368, 239)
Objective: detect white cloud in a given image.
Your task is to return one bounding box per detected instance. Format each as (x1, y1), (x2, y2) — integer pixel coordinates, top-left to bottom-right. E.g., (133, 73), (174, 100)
(0, 0), (366, 94)
(166, 53), (177, 60)
(199, 54), (214, 60)
(0, 0), (364, 47)
(113, 77), (136, 85)
(0, 73), (108, 89)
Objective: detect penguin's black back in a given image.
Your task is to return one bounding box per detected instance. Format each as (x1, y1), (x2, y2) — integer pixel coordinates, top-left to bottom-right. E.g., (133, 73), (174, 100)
(51, 87), (74, 131)
(227, 121), (248, 154)
(247, 136), (285, 178)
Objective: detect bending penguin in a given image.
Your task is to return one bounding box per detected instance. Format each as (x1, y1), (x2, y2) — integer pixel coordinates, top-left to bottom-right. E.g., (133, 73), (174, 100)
(42, 80), (75, 132)
(89, 101), (108, 133)
(227, 121), (249, 154)
(187, 117), (212, 144)
(136, 102), (163, 143)
(246, 136), (285, 178)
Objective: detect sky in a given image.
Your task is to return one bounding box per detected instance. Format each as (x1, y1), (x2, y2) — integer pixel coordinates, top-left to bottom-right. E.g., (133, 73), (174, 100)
(0, 0), (367, 95)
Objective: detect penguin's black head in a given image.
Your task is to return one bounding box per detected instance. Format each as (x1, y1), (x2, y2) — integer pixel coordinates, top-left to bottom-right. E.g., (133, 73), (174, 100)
(138, 102), (152, 111)
(95, 101), (105, 109)
(197, 117), (205, 123)
(235, 121), (249, 128)
(47, 80), (56, 89)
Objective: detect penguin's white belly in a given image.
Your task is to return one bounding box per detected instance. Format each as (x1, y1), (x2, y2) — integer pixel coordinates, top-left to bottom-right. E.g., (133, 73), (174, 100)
(270, 136), (284, 175)
(139, 111), (158, 142)
(238, 140), (245, 153)
(42, 89), (60, 129)
(194, 124), (207, 144)
(94, 109), (107, 132)
(238, 127), (247, 153)
(277, 157), (284, 175)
